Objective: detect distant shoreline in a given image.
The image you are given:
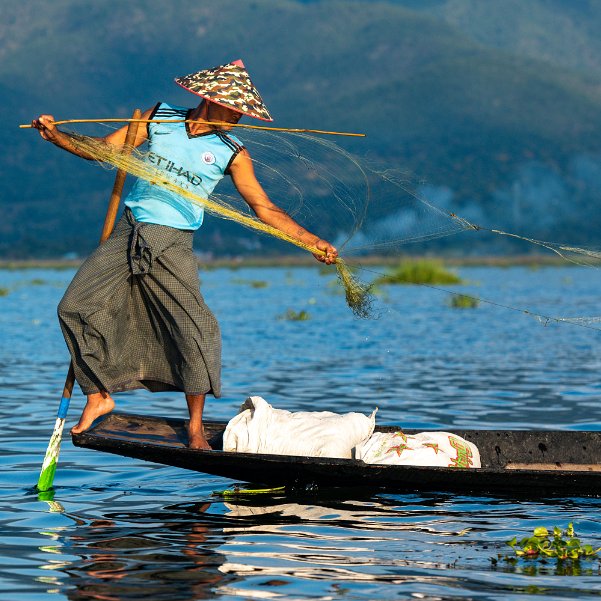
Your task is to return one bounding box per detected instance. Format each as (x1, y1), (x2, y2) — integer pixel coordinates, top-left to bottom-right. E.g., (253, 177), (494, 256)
(0, 254), (584, 270)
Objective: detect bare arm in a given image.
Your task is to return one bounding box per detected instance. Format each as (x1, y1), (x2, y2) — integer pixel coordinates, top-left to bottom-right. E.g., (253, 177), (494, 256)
(31, 107), (154, 160)
(229, 149), (338, 264)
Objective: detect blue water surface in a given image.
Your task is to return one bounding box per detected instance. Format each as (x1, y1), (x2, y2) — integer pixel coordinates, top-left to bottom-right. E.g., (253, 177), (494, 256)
(1, 265), (601, 600)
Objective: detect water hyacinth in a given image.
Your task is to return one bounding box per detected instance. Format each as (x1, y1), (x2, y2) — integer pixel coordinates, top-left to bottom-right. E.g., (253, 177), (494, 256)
(449, 294), (479, 309)
(504, 523), (601, 562)
(279, 309), (311, 321)
(374, 259), (463, 286)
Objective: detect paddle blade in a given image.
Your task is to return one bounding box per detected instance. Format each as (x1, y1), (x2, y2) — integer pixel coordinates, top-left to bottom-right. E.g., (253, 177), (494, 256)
(37, 416), (66, 492)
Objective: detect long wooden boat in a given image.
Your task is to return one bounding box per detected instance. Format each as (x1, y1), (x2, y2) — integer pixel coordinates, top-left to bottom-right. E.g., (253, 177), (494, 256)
(72, 412), (601, 496)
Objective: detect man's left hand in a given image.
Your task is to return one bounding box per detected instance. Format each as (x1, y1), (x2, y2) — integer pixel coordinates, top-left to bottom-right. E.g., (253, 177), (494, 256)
(314, 239), (338, 265)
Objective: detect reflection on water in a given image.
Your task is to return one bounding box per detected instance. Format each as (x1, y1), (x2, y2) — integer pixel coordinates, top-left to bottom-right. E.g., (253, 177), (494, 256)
(25, 493), (601, 601)
(59, 502), (230, 601)
(2, 266), (601, 599)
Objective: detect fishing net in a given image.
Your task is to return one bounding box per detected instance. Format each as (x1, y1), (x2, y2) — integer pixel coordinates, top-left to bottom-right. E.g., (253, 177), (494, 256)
(63, 122), (473, 318)
(57, 119), (601, 325)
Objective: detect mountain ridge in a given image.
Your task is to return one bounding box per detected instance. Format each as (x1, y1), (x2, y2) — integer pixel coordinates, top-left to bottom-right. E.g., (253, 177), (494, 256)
(4, 0), (601, 257)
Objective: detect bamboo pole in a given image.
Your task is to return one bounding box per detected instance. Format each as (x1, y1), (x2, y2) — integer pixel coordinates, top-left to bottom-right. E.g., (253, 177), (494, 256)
(36, 108), (143, 492)
(20, 118), (365, 138)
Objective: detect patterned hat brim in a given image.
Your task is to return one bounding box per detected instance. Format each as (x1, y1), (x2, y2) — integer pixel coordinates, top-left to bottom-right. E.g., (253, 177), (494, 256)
(173, 80), (267, 121)
(174, 61), (273, 122)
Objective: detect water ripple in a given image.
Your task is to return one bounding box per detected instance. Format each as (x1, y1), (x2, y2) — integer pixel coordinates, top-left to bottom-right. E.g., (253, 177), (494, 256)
(2, 267), (601, 600)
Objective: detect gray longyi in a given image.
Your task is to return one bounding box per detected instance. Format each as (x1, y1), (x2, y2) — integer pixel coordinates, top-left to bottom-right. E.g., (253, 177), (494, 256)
(58, 208), (221, 397)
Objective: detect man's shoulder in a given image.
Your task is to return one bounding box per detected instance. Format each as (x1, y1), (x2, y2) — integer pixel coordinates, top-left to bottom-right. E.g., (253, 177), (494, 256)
(153, 102), (189, 119)
(216, 131), (244, 150)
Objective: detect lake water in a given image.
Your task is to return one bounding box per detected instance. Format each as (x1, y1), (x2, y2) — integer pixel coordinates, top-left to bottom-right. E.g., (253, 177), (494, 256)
(1, 264), (601, 600)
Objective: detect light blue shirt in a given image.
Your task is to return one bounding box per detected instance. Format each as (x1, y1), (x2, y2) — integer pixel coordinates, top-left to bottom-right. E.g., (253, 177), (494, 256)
(124, 102), (243, 230)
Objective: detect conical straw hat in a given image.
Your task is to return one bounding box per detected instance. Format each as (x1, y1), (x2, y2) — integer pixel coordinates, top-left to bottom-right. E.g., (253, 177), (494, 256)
(174, 59), (273, 122)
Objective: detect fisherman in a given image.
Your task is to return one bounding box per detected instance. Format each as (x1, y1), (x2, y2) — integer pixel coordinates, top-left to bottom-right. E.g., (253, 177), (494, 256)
(32, 59), (338, 450)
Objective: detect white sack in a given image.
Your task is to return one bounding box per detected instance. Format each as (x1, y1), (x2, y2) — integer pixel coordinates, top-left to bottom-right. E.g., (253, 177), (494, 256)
(356, 431), (481, 468)
(223, 396), (377, 459)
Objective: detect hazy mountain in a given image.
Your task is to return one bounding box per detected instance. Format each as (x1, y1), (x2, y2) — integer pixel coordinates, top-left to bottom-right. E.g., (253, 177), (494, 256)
(3, 0), (601, 257)
(392, 0), (601, 80)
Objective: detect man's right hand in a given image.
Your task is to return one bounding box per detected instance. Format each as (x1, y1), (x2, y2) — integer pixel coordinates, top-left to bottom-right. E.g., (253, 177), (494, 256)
(31, 115), (58, 142)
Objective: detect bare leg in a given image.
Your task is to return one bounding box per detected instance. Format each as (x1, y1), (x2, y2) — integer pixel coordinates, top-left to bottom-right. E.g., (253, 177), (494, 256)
(186, 394), (211, 450)
(71, 391), (115, 434)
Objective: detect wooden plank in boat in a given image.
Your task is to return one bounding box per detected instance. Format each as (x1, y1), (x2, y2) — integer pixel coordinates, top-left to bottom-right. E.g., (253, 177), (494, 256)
(505, 462), (601, 472)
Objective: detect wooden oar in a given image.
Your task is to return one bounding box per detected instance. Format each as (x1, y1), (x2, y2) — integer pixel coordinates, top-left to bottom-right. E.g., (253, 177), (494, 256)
(36, 108), (142, 492)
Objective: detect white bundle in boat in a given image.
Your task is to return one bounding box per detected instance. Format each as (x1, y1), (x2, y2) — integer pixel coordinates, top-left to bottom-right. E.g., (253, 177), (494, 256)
(356, 431), (481, 468)
(223, 396), (377, 459)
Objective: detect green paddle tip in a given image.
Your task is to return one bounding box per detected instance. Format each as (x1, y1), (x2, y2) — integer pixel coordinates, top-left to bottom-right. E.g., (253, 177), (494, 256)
(37, 489), (56, 502)
(37, 460), (57, 493)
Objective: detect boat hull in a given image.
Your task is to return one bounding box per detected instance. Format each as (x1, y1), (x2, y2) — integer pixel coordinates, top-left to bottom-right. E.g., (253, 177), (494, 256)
(72, 412), (601, 496)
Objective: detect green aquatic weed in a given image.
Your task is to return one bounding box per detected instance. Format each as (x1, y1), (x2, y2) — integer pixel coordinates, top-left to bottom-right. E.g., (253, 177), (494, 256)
(374, 259), (463, 286)
(248, 280), (268, 288)
(449, 294), (479, 309)
(231, 278), (269, 288)
(279, 309), (311, 321)
(504, 523), (601, 561)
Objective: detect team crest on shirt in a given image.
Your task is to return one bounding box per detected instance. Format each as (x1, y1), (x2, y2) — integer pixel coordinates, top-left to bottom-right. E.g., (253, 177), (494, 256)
(202, 151), (216, 165)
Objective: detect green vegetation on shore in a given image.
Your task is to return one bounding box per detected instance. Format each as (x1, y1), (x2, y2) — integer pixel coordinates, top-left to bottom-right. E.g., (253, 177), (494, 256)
(0, 254), (583, 271)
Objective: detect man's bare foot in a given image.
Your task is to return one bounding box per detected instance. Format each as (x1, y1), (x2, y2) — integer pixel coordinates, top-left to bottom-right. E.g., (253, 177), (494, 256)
(187, 424), (212, 450)
(185, 393), (211, 450)
(71, 392), (115, 435)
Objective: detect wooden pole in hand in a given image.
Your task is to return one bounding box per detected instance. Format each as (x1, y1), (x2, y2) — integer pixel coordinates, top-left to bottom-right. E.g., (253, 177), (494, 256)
(37, 108), (143, 492)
